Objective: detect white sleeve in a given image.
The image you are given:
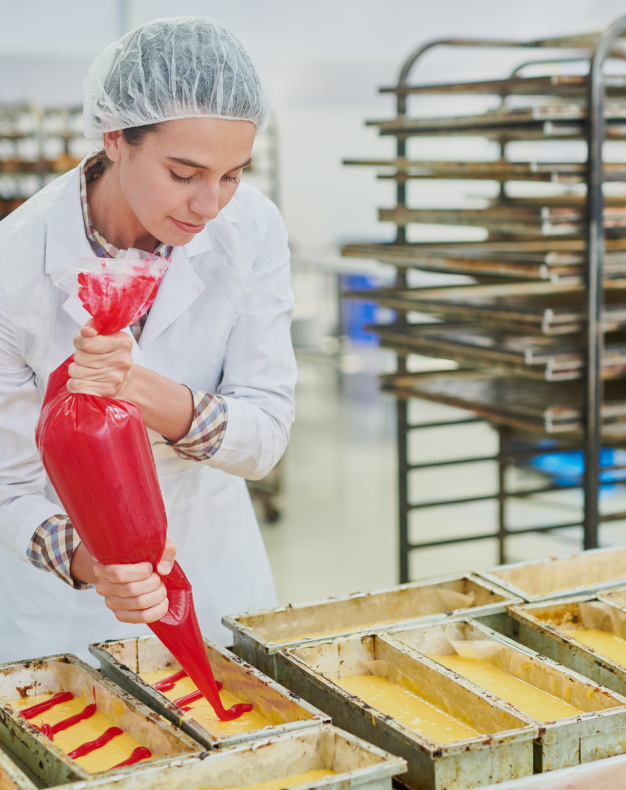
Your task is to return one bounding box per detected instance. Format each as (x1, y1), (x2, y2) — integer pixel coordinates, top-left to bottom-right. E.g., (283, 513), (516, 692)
(0, 288), (62, 561)
(208, 212), (297, 480)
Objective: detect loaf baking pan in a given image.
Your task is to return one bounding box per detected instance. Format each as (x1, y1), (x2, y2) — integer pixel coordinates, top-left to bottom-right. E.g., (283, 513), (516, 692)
(387, 617), (626, 772)
(0, 747), (37, 790)
(479, 546), (626, 602)
(223, 573), (521, 680)
(89, 634), (328, 750)
(275, 632), (537, 790)
(508, 596), (626, 697)
(0, 654), (198, 786)
(56, 724), (407, 790)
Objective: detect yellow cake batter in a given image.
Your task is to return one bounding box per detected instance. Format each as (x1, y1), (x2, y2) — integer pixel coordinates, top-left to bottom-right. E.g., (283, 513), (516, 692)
(429, 654), (578, 722)
(140, 670), (272, 735)
(335, 674), (480, 743)
(563, 628), (626, 666)
(9, 694), (151, 773)
(200, 769), (336, 790)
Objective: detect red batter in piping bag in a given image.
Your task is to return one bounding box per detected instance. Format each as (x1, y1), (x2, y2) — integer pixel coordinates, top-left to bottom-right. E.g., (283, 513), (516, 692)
(36, 252), (250, 721)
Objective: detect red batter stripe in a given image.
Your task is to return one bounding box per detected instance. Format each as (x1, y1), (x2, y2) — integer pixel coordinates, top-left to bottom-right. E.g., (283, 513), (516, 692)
(152, 671), (222, 694)
(173, 690), (204, 711)
(152, 670), (187, 691)
(42, 703), (97, 740)
(110, 746), (152, 769)
(68, 727), (123, 759)
(20, 692), (74, 719)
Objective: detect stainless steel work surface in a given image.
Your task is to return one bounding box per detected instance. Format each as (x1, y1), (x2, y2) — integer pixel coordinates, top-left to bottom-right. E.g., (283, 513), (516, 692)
(89, 635), (327, 751)
(223, 573), (520, 680)
(0, 654), (198, 786)
(58, 725), (407, 790)
(276, 632), (537, 790)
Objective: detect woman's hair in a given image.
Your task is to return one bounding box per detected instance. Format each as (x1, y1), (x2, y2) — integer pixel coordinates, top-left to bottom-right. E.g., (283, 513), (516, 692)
(94, 123), (162, 170)
(83, 17), (269, 144)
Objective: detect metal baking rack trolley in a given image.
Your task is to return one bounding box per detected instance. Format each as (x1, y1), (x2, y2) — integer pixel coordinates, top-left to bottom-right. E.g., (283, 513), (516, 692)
(342, 18), (626, 581)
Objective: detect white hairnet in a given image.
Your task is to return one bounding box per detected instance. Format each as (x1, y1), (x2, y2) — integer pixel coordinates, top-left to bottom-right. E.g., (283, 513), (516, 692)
(83, 16), (270, 141)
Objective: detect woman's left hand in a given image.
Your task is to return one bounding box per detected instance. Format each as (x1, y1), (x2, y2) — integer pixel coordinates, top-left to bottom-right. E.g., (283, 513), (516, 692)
(68, 318), (134, 398)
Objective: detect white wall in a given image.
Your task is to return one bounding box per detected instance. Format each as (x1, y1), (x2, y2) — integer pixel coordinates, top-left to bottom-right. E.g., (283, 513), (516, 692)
(1, 0), (625, 248)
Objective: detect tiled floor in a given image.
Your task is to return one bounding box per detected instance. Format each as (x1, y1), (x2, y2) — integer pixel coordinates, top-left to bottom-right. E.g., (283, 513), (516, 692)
(259, 348), (626, 607)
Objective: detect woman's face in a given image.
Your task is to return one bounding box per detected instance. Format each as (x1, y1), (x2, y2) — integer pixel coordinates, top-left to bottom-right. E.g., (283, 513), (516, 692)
(104, 117), (256, 246)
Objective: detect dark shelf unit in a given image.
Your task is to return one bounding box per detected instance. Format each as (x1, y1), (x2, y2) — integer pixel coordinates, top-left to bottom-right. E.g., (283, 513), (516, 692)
(343, 19), (626, 582)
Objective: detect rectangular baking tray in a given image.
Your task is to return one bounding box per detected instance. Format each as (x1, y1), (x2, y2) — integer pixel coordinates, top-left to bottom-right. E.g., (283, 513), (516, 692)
(478, 546), (626, 602)
(386, 617), (626, 772)
(222, 573), (521, 681)
(507, 596), (626, 696)
(57, 724), (407, 790)
(89, 635), (328, 751)
(352, 282), (626, 337)
(478, 751), (626, 789)
(374, 324), (626, 383)
(0, 654), (199, 786)
(341, 240), (626, 283)
(275, 631), (537, 790)
(0, 747), (37, 790)
(382, 372), (626, 436)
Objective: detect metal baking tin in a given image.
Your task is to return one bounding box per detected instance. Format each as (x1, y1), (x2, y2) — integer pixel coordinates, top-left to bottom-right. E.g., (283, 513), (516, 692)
(479, 546), (626, 602)
(0, 653), (199, 786)
(0, 748), (37, 790)
(275, 632), (537, 790)
(477, 751), (626, 790)
(597, 584), (626, 611)
(508, 596), (626, 697)
(57, 724), (407, 790)
(387, 617), (626, 772)
(89, 635), (328, 751)
(222, 573), (521, 681)
(374, 325), (626, 383)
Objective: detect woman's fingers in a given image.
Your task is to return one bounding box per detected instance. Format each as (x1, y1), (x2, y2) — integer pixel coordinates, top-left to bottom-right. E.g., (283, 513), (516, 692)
(69, 324), (134, 399)
(157, 538), (177, 575)
(73, 328), (133, 355)
(72, 348), (132, 371)
(108, 597), (169, 624)
(93, 543), (178, 625)
(104, 584), (167, 612)
(93, 560), (155, 585)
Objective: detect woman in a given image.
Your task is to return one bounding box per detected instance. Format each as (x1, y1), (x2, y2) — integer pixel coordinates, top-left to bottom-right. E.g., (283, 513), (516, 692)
(0, 17), (295, 662)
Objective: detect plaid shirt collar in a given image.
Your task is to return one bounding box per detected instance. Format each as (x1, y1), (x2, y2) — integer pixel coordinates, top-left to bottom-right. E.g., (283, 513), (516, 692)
(80, 155), (171, 259)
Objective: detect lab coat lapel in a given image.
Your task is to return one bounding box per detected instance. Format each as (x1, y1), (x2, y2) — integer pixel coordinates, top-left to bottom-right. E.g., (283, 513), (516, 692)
(45, 162), (94, 274)
(138, 245), (206, 350)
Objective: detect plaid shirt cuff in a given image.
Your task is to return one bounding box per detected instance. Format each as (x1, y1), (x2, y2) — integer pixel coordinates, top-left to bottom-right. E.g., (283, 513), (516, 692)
(165, 389), (228, 461)
(27, 515), (93, 590)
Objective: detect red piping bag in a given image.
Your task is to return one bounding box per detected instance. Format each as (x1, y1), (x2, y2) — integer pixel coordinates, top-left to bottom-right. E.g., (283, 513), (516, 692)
(36, 253), (249, 721)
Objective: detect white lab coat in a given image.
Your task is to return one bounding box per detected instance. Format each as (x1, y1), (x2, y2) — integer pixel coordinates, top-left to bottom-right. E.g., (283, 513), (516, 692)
(0, 162), (296, 663)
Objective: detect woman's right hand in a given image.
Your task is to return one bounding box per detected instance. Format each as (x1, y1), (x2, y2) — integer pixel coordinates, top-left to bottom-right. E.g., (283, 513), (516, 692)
(70, 539), (177, 624)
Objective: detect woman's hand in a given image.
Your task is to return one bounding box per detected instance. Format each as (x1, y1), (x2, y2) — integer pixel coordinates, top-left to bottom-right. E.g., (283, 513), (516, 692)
(68, 319), (134, 399)
(70, 539), (177, 624)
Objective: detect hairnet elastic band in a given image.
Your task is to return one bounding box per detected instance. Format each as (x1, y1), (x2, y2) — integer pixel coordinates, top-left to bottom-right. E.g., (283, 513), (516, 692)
(91, 111), (266, 139)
